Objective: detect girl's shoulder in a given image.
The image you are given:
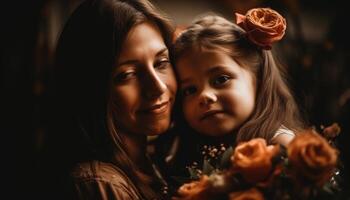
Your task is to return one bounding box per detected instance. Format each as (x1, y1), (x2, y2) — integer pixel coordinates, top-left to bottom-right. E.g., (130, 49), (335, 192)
(71, 160), (142, 199)
(271, 126), (295, 146)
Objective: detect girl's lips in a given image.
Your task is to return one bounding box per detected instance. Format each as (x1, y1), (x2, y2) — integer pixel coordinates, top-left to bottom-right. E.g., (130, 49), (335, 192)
(200, 110), (224, 120)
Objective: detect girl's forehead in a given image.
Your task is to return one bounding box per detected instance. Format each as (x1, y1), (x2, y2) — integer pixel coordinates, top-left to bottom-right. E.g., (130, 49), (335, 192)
(175, 49), (243, 79)
(179, 44), (233, 59)
(177, 48), (235, 67)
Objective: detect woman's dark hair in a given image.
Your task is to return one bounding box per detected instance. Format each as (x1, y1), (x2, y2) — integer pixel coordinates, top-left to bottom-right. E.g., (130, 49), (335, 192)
(44, 0), (174, 198)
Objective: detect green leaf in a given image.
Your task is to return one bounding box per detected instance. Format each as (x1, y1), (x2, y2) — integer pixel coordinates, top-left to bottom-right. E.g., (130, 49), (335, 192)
(202, 159), (215, 175)
(220, 146), (233, 169)
(188, 167), (200, 179)
(323, 182), (335, 195)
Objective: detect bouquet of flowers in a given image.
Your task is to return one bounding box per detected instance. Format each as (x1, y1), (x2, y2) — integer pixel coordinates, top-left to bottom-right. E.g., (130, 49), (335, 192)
(172, 124), (343, 200)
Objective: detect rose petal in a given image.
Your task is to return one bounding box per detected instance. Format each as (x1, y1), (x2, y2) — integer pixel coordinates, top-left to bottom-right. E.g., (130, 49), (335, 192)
(235, 13), (246, 25)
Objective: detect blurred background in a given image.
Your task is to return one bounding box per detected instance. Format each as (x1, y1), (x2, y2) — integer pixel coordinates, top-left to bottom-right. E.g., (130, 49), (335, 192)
(2, 0), (349, 198)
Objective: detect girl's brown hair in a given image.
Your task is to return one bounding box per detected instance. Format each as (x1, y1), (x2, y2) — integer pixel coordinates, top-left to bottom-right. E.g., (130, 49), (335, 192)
(173, 14), (304, 143)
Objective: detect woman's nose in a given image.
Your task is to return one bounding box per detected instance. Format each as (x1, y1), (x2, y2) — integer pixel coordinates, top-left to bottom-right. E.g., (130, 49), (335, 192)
(143, 70), (167, 99)
(199, 89), (217, 107)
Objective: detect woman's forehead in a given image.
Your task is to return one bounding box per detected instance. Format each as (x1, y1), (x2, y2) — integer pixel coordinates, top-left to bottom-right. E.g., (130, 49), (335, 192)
(117, 22), (166, 64)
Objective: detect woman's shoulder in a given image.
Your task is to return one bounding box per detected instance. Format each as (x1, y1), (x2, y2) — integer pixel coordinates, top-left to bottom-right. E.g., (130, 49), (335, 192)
(70, 160), (142, 199)
(72, 160), (130, 184)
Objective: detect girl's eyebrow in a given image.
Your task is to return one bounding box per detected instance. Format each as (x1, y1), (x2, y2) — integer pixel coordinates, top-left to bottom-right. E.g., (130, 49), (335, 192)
(180, 65), (235, 84)
(156, 47), (168, 57)
(207, 65), (238, 76)
(207, 66), (229, 73)
(180, 78), (192, 85)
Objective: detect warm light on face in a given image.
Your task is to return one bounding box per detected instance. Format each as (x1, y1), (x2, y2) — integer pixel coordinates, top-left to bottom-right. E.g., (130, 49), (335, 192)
(176, 49), (255, 136)
(111, 22), (177, 136)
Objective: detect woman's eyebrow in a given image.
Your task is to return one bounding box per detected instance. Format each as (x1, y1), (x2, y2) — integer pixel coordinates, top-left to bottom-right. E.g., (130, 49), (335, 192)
(118, 60), (138, 67)
(117, 47), (168, 67)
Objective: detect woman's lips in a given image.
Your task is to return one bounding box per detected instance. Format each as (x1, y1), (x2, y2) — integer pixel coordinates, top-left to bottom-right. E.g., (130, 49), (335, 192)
(141, 101), (169, 114)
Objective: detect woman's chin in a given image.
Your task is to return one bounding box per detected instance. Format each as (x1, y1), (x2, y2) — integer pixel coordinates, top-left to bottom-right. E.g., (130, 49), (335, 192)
(144, 121), (171, 136)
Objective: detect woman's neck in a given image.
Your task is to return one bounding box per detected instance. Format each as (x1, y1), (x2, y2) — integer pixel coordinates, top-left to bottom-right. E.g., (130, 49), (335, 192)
(119, 131), (148, 169)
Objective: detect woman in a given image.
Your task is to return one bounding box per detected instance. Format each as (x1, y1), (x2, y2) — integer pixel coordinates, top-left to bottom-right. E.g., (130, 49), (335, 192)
(43, 0), (177, 199)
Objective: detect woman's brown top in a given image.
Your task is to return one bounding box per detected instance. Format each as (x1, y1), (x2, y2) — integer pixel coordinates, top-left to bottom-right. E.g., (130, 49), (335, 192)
(70, 160), (143, 200)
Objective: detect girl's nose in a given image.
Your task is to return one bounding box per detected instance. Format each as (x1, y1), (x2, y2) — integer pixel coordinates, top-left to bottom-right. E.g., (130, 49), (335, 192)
(143, 69), (167, 99)
(199, 89), (217, 107)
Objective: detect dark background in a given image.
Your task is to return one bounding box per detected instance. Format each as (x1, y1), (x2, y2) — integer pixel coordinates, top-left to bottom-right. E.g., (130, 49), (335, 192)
(1, 0), (349, 198)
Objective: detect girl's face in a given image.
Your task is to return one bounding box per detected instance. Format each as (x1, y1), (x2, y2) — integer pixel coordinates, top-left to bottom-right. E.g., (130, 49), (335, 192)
(112, 22), (177, 136)
(176, 49), (256, 137)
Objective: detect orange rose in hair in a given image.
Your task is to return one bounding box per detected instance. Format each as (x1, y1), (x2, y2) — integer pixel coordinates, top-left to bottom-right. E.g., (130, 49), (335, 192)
(230, 138), (280, 183)
(173, 175), (212, 200)
(229, 188), (265, 200)
(235, 8), (286, 50)
(287, 130), (338, 186)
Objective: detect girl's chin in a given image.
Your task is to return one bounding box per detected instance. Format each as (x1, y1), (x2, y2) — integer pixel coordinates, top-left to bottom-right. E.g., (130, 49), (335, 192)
(196, 128), (235, 137)
(195, 122), (238, 137)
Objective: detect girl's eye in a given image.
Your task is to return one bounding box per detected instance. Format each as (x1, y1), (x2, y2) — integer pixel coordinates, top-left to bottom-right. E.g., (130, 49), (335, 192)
(113, 71), (136, 83)
(182, 86), (197, 97)
(155, 58), (170, 70)
(212, 75), (231, 86)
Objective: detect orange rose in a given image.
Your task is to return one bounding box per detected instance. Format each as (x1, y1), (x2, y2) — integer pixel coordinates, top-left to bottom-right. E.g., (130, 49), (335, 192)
(173, 175), (212, 200)
(230, 138), (280, 183)
(229, 188), (265, 200)
(235, 8), (286, 49)
(287, 130), (338, 186)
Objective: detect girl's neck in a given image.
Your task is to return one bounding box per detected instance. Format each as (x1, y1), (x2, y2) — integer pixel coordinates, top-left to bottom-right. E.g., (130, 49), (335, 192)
(196, 132), (236, 147)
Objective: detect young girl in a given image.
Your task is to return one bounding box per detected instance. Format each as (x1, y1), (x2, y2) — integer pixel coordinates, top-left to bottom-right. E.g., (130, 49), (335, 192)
(157, 8), (305, 179)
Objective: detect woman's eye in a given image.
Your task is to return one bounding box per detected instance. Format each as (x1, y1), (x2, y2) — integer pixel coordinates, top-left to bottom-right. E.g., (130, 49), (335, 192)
(113, 71), (136, 83)
(212, 75), (231, 86)
(182, 86), (197, 97)
(155, 59), (170, 70)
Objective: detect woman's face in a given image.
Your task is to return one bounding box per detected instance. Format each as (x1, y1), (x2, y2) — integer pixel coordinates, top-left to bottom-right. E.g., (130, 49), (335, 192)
(112, 22), (177, 136)
(176, 49), (256, 137)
